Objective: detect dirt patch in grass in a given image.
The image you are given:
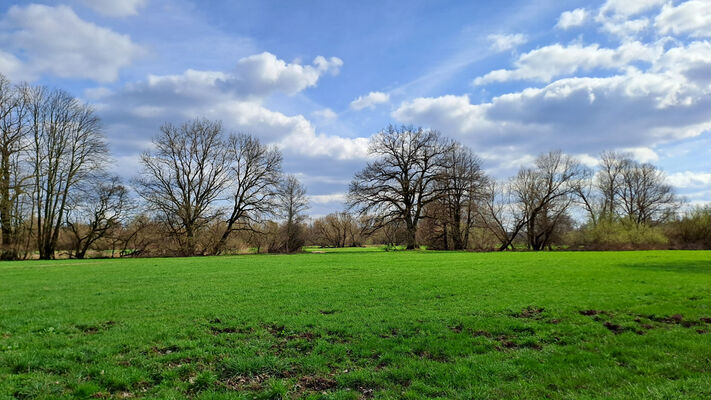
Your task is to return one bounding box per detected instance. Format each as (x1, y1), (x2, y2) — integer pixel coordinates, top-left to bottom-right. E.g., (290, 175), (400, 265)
(296, 375), (338, 391)
(516, 306), (545, 318)
(221, 374), (271, 391)
(77, 320), (116, 334)
(603, 321), (627, 334)
(495, 335), (542, 351)
(579, 309), (609, 316)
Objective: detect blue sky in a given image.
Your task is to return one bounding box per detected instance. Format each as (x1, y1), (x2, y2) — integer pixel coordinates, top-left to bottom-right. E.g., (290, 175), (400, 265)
(1, 0), (711, 216)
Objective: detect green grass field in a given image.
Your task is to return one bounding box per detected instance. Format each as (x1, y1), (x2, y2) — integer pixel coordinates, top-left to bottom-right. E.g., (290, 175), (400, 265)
(1, 249), (711, 399)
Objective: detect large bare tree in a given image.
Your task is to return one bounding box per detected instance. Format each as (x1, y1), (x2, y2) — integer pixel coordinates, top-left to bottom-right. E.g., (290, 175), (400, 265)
(213, 134), (282, 254)
(28, 87), (108, 259)
(135, 119), (229, 256)
(348, 125), (453, 249)
(511, 151), (583, 251)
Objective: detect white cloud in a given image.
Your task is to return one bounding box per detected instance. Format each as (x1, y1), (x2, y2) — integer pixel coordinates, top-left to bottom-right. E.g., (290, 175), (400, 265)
(93, 52), (367, 162)
(0, 4), (143, 82)
(621, 147), (659, 162)
(0, 50), (27, 82)
(667, 171), (711, 188)
(599, 0), (666, 18)
(350, 91), (390, 110)
(396, 65), (711, 164)
(231, 52), (342, 97)
(474, 41), (660, 85)
(487, 33), (528, 52)
(78, 0), (147, 17)
(311, 108), (338, 120)
(556, 8), (588, 29)
(655, 1), (711, 38)
(309, 193), (347, 204)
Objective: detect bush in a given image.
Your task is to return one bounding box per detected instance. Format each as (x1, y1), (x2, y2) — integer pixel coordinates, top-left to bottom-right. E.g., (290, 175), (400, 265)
(665, 206), (711, 249)
(574, 219), (669, 250)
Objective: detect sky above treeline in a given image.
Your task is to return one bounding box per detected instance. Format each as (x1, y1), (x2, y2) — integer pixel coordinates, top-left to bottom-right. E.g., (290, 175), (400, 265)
(1, 0), (711, 216)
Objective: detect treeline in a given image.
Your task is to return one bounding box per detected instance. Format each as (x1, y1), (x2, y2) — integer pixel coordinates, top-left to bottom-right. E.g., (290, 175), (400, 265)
(1, 75), (709, 259)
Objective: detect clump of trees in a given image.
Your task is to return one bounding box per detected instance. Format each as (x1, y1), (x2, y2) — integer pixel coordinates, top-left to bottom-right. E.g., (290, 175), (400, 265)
(345, 125), (694, 252)
(1, 71), (709, 259)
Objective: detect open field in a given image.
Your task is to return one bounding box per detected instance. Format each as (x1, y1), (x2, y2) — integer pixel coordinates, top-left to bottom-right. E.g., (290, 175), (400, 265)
(1, 250), (711, 399)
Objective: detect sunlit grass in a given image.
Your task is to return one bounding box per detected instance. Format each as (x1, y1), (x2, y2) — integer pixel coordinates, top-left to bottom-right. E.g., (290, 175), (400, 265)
(1, 250), (710, 399)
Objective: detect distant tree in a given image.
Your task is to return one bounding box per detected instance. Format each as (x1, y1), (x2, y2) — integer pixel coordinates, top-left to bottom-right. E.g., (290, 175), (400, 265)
(275, 174), (308, 253)
(66, 176), (129, 259)
(28, 86), (108, 259)
(213, 134), (282, 254)
(436, 143), (487, 250)
(312, 211), (359, 248)
(135, 119), (230, 256)
(475, 180), (526, 251)
(510, 151), (583, 251)
(573, 151), (677, 227)
(348, 125), (454, 249)
(617, 160), (676, 225)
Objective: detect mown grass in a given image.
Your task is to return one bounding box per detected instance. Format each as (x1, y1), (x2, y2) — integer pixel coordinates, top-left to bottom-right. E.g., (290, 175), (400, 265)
(1, 249), (710, 399)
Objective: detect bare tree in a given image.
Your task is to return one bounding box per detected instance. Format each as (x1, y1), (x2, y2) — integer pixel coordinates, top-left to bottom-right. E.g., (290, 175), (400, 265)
(28, 87), (108, 259)
(311, 211), (359, 248)
(574, 151), (677, 227)
(213, 133), (282, 254)
(66, 176), (129, 259)
(617, 161), (676, 225)
(475, 180), (526, 251)
(436, 143), (487, 250)
(348, 125), (453, 249)
(135, 119), (229, 256)
(511, 151), (583, 251)
(0, 76), (31, 259)
(276, 174), (308, 253)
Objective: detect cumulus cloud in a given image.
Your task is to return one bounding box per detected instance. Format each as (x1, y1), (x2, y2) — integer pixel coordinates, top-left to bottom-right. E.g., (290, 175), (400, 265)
(0, 4), (143, 82)
(230, 52), (342, 97)
(556, 8), (588, 29)
(655, 1), (711, 38)
(487, 33), (528, 52)
(350, 91), (390, 110)
(667, 171), (711, 188)
(78, 0), (147, 17)
(599, 0), (666, 18)
(396, 61), (711, 166)
(91, 52), (367, 162)
(474, 41), (660, 85)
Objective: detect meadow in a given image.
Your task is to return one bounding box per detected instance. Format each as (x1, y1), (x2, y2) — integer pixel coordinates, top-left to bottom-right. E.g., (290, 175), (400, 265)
(1, 249), (710, 399)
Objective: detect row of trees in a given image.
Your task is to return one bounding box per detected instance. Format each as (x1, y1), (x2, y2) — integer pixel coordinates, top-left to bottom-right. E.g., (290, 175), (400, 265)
(0, 74), (311, 259)
(345, 125), (687, 251)
(1, 73), (707, 259)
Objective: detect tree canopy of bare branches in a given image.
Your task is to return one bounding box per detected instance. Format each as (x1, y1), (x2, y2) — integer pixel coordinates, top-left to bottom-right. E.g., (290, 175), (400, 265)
(66, 176), (129, 259)
(348, 125), (454, 249)
(511, 151), (583, 251)
(135, 118), (230, 256)
(213, 133), (282, 254)
(29, 86), (108, 259)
